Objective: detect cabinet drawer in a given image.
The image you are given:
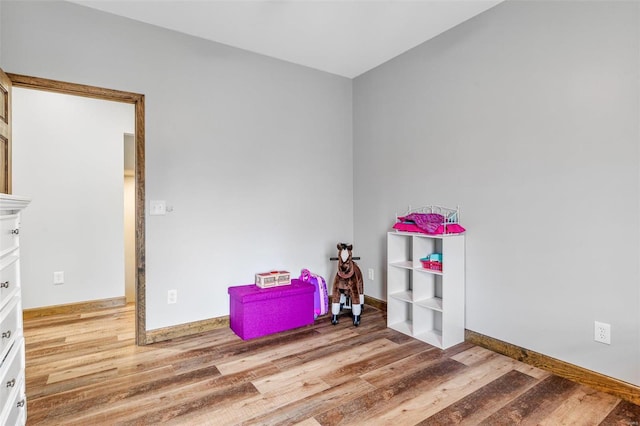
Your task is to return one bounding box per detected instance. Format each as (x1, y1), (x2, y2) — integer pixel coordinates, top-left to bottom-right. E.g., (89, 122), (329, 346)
(0, 337), (25, 409)
(0, 256), (19, 310)
(0, 296), (21, 363)
(0, 375), (26, 426)
(0, 214), (20, 257)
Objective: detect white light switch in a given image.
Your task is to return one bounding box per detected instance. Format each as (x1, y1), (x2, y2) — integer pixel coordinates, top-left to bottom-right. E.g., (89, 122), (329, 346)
(150, 200), (166, 216)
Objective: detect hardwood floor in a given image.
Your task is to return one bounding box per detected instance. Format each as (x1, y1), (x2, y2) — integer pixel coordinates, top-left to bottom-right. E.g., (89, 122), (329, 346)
(23, 304), (640, 425)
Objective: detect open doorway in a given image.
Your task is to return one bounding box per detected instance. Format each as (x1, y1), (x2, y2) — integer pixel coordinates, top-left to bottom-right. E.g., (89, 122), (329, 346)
(8, 73), (147, 345)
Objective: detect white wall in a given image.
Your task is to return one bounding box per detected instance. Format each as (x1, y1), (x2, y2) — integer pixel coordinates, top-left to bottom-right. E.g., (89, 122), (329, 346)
(124, 175), (135, 303)
(353, 1), (639, 385)
(12, 88), (134, 308)
(124, 133), (135, 303)
(0, 1), (353, 329)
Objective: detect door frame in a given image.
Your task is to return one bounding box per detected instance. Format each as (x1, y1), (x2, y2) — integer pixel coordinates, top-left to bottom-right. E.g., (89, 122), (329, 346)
(0, 70), (11, 194)
(8, 73), (148, 345)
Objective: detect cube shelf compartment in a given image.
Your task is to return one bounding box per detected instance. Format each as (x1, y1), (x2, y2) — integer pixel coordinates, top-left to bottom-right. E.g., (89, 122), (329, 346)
(387, 231), (465, 349)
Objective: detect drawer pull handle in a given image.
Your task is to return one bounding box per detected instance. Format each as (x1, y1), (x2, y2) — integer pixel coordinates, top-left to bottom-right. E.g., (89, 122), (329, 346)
(17, 399), (25, 408)
(6, 378), (15, 388)
(0, 281), (8, 289)
(1, 330), (11, 339)
(10, 228), (19, 235)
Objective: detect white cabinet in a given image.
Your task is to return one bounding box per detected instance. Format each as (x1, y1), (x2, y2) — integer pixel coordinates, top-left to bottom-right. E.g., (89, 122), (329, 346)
(0, 194), (30, 426)
(387, 231), (465, 349)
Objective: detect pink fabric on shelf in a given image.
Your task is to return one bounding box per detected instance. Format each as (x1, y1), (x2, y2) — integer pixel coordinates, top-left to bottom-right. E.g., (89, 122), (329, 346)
(393, 222), (422, 233)
(442, 223), (466, 234)
(393, 221), (465, 235)
(397, 213), (445, 234)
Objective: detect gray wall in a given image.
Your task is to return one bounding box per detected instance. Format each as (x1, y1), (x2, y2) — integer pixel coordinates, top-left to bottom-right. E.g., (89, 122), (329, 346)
(354, 0), (639, 385)
(1, 1), (353, 329)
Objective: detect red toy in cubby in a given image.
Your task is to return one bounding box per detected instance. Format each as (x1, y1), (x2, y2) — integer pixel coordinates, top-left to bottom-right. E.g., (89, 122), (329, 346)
(420, 253), (443, 272)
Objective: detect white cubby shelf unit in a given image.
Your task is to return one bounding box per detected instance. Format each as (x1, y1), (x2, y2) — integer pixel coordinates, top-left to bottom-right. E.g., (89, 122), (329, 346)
(387, 231), (465, 349)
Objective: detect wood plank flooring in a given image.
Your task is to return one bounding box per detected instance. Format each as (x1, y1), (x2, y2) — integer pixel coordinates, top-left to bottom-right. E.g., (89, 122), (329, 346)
(23, 304), (640, 425)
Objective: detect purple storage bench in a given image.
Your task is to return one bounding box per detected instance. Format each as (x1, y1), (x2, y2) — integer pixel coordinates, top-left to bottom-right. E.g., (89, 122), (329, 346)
(228, 279), (315, 340)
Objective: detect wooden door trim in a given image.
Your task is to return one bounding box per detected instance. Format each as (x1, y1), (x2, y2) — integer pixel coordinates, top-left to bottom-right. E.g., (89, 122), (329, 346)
(8, 73), (148, 345)
(0, 70), (11, 194)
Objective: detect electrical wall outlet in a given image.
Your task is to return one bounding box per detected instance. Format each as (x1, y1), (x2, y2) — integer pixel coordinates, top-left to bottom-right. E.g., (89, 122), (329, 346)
(594, 321), (611, 345)
(368, 268), (374, 281)
(53, 271), (64, 285)
(167, 289), (177, 304)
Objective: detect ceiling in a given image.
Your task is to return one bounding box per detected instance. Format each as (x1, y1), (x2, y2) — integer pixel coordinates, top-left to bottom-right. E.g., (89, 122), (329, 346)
(69, 0), (503, 78)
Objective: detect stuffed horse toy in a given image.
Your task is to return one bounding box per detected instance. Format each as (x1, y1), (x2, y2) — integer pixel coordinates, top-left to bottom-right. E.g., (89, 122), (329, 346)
(331, 243), (364, 326)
